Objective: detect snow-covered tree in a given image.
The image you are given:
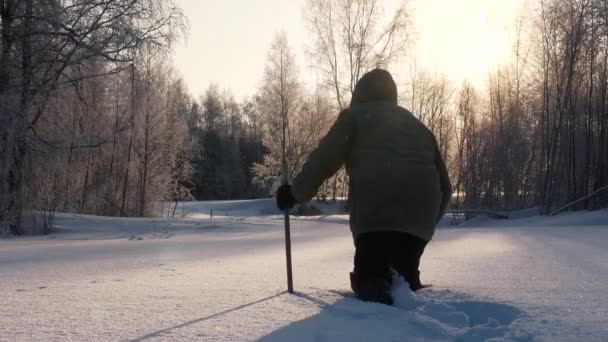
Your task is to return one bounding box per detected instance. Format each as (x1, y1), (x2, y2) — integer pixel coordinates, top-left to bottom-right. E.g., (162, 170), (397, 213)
(253, 33), (302, 192)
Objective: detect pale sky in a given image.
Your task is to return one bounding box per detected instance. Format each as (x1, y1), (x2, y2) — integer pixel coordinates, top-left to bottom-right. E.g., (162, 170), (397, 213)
(173, 0), (528, 100)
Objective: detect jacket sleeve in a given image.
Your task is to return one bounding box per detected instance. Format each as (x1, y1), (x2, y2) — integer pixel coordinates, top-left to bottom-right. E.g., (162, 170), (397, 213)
(433, 136), (452, 220)
(292, 109), (355, 203)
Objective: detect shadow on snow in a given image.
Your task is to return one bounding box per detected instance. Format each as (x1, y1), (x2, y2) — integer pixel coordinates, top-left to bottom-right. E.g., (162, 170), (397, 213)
(257, 289), (533, 342)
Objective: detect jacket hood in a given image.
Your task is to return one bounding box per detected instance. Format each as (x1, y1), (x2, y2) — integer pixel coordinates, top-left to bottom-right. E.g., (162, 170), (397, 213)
(350, 69), (398, 106)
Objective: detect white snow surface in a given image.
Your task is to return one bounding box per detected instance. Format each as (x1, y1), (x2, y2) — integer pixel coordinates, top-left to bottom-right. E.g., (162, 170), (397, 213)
(1, 199), (607, 341)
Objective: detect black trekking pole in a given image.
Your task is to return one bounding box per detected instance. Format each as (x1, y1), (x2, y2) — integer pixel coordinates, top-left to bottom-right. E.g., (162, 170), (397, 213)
(283, 206), (294, 294)
(281, 112), (294, 294)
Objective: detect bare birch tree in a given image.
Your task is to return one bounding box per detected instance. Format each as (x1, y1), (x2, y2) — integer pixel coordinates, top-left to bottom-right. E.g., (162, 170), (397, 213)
(0, 0), (186, 234)
(305, 0), (412, 109)
(253, 33), (302, 192)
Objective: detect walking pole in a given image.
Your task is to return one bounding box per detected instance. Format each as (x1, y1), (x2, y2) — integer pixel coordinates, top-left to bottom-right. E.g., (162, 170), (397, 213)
(281, 161), (294, 293)
(281, 114), (294, 294)
(283, 206), (294, 294)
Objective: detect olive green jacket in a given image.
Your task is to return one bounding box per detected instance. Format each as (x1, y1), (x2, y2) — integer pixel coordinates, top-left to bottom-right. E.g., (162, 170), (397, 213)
(291, 101), (451, 241)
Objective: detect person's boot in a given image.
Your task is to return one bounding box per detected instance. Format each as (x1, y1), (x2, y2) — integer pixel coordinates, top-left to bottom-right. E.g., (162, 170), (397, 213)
(350, 272), (393, 305)
(407, 270), (424, 291)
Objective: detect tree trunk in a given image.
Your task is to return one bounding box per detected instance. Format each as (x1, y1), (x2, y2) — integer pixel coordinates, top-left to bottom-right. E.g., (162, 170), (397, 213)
(139, 101), (150, 217)
(120, 65), (136, 217)
(5, 0), (33, 235)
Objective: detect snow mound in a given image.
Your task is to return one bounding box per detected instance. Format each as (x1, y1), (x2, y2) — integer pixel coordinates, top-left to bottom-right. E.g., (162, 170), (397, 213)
(181, 199), (280, 218)
(180, 199), (349, 219)
(259, 277), (531, 342)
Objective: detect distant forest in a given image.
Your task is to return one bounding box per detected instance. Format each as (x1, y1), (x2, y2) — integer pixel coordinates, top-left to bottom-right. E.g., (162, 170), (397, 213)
(1, 0), (607, 235)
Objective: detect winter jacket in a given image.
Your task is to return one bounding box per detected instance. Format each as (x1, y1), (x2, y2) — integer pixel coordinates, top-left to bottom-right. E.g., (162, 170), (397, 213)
(291, 69), (451, 241)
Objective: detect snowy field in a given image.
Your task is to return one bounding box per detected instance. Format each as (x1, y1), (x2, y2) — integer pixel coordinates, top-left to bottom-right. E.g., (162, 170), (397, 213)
(1, 200), (607, 341)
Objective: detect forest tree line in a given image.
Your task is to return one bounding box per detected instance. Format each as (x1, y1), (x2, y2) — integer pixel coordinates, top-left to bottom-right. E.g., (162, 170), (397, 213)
(1, 0), (607, 235)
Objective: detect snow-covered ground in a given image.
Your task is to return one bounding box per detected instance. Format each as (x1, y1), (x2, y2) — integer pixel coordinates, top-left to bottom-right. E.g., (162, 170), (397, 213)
(1, 200), (607, 341)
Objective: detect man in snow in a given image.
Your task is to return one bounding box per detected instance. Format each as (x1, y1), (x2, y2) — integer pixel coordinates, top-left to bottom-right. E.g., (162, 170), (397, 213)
(276, 69), (452, 305)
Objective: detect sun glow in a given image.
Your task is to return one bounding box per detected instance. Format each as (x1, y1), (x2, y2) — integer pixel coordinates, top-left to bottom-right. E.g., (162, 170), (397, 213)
(411, 0), (527, 87)
(173, 0), (528, 98)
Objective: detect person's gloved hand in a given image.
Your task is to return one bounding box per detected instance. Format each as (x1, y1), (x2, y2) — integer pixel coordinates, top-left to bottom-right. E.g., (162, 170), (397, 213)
(276, 184), (296, 211)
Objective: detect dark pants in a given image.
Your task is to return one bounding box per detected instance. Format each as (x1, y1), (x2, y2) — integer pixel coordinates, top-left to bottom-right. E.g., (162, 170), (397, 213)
(352, 231), (428, 296)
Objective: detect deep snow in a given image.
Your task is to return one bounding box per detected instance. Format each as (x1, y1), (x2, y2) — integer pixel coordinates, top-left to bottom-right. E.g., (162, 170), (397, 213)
(1, 200), (607, 341)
